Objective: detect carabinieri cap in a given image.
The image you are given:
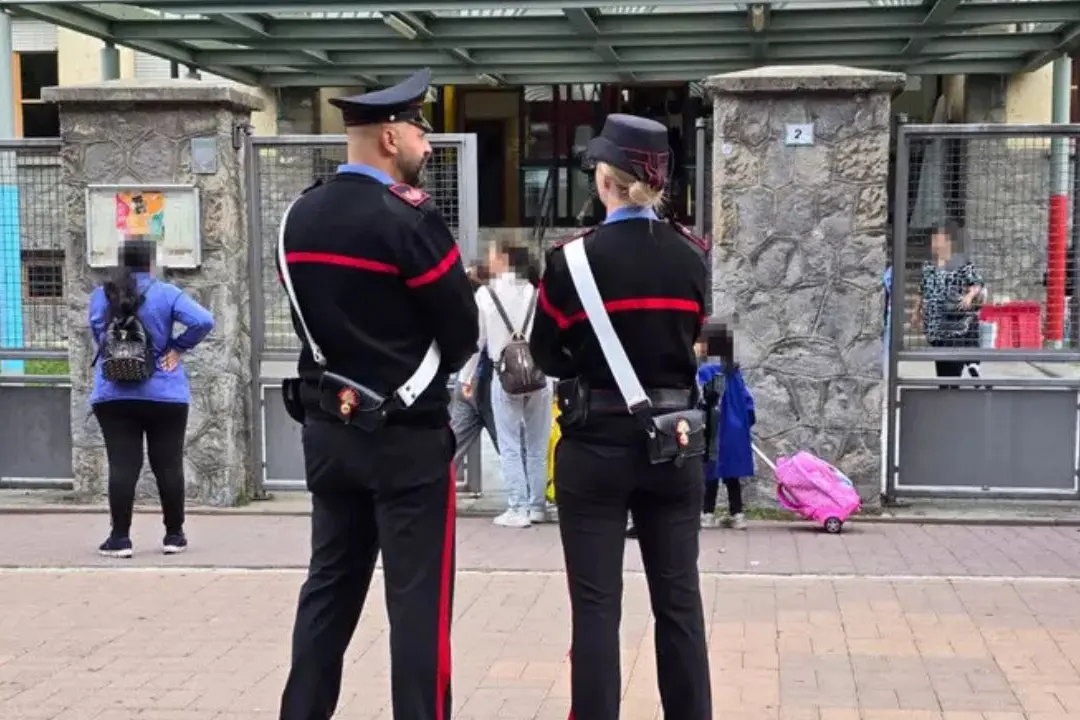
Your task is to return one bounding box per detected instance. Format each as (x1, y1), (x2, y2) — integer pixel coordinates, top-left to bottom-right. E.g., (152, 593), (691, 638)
(329, 68), (434, 132)
(584, 113), (671, 190)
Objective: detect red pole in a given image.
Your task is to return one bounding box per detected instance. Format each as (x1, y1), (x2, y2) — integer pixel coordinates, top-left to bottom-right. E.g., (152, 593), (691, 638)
(1045, 193), (1069, 344)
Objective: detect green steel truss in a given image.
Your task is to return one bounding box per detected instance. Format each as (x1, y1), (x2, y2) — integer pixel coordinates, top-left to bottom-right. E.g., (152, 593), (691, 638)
(2, 0), (1079, 87)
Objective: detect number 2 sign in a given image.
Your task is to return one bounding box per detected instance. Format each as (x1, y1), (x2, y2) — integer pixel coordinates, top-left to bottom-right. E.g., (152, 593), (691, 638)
(785, 123), (814, 146)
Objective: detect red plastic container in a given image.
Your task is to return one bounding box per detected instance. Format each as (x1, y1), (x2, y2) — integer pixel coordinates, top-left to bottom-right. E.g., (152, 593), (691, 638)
(979, 302), (1043, 349)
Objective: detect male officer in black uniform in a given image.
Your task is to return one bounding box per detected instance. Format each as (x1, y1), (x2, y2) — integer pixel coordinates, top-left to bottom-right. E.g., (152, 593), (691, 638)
(530, 114), (713, 720)
(276, 68), (478, 720)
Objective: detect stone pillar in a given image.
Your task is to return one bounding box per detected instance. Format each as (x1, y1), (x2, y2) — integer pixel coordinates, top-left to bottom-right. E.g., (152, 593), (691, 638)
(42, 81), (264, 506)
(705, 65), (904, 504)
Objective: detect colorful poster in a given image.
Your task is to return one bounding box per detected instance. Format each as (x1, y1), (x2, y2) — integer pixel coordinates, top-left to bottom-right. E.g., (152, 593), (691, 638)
(114, 191), (165, 238)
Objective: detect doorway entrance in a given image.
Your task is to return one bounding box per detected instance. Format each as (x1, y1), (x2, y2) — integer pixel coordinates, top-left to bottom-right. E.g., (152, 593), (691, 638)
(464, 118), (508, 227)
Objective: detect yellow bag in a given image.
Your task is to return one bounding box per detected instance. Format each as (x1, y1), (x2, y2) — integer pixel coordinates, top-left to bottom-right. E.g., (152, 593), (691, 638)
(546, 399), (561, 503)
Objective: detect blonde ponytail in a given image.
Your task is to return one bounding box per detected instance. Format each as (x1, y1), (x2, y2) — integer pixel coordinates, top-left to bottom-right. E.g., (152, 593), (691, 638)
(601, 163), (666, 214)
(627, 180), (665, 212)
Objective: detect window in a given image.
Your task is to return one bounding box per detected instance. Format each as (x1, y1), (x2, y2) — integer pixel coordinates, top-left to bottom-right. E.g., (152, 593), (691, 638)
(16, 52), (60, 138)
(21, 251), (64, 301)
(520, 84), (601, 227)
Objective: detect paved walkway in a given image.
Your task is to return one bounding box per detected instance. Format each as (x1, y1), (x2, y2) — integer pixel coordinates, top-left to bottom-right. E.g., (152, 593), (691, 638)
(5, 512), (1080, 577)
(4, 515), (1080, 719)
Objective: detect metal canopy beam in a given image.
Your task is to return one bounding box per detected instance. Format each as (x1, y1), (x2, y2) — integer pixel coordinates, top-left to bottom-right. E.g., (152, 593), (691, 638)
(563, 8), (635, 83)
(259, 57), (1025, 87)
(1020, 22), (1080, 73)
(900, 0), (963, 57)
(2, 0), (1076, 88)
(189, 33), (1060, 68)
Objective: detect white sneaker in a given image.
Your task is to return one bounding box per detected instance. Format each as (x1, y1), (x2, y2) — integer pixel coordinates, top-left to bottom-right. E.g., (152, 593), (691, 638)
(730, 513), (748, 531)
(700, 512), (720, 529)
(529, 507), (547, 524)
(493, 509), (531, 528)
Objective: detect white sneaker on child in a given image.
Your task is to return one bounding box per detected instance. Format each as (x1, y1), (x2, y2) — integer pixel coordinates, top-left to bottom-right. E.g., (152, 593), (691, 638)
(529, 507), (547, 524)
(700, 512), (720, 529)
(730, 513), (748, 530)
(494, 509), (531, 528)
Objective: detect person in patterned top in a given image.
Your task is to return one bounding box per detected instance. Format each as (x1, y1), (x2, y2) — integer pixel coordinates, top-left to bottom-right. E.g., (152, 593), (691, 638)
(911, 219), (985, 380)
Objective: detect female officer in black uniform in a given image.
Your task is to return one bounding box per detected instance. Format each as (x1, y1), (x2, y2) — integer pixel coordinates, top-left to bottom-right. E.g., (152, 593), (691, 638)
(529, 114), (713, 720)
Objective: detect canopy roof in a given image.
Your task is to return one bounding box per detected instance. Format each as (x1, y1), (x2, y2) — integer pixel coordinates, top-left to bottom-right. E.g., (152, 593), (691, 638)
(4, 0), (1080, 87)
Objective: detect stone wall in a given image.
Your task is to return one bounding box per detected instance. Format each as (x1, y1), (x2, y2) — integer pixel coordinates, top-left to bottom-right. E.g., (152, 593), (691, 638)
(706, 66), (904, 505)
(43, 81), (263, 506)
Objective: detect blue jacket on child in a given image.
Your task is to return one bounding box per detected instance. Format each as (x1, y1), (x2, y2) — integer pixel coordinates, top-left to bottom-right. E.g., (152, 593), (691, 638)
(698, 361), (756, 480)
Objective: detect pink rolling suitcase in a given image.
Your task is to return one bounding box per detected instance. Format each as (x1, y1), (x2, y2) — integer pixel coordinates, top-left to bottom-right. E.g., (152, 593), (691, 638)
(752, 445), (861, 534)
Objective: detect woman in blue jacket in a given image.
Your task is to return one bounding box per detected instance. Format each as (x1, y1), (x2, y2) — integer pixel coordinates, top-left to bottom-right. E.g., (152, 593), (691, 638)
(89, 239), (214, 558)
(696, 333), (756, 530)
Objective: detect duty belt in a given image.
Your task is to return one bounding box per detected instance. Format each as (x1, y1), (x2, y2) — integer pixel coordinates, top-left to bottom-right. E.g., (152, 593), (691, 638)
(587, 388), (692, 414)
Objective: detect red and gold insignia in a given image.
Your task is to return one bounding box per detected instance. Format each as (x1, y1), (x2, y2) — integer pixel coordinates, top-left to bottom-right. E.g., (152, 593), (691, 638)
(338, 388), (358, 417)
(675, 418), (691, 448)
(389, 183), (430, 207)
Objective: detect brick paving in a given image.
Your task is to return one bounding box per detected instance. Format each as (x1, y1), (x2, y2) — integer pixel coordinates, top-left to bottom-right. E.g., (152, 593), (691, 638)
(5, 512), (1080, 577)
(4, 515), (1080, 719)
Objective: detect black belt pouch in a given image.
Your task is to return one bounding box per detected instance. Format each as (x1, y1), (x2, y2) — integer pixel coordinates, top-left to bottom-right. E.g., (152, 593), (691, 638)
(318, 371), (390, 432)
(645, 408), (707, 467)
(281, 378), (306, 425)
(555, 378), (589, 428)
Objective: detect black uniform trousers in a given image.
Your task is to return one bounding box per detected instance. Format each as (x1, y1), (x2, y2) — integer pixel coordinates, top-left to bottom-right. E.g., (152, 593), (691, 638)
(554, 435), (712, 720)
(280, 420), (456, 720)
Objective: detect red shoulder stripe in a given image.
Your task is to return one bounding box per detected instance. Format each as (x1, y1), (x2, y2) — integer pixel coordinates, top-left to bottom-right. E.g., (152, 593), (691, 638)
(675, 224), (709, 253)
(550, 227), (594, 251)
(389, 183), (430, 207)
(406, 245), (461, 288)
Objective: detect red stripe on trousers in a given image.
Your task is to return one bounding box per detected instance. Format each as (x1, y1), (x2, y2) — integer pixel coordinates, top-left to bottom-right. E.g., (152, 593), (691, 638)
(551, 297), (703, 330)
(407, 245), (462, 288)
(436, 461), (456, 720)
(284, 251), (400, 276)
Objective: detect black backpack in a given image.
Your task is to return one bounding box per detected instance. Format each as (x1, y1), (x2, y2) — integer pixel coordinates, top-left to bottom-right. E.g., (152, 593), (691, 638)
(98, 292), (155, 383)
(488, 287), (547, 396)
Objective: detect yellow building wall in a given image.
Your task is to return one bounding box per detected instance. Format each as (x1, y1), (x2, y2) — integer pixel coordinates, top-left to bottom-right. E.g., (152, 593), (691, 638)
(1005, 64), (1054, 123)
(57, 28), (136, 83)
(317, 87), (357, 135)
(249, 87), (278, 136)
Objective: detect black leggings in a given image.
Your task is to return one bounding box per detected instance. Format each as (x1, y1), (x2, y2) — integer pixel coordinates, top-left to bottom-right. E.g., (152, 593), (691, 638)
(93, 400), (189, 537)
(703, 477), (743, 515)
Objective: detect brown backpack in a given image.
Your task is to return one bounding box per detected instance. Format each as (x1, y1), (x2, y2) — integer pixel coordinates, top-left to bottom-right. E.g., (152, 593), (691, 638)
(487, 287), (547, 395)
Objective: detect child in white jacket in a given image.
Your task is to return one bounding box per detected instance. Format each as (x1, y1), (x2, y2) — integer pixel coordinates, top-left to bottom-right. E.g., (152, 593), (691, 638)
(460, 242), (552, 528)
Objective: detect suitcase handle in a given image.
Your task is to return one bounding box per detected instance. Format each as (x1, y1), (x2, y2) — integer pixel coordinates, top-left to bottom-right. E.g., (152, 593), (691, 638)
(751, 442), (777, 472)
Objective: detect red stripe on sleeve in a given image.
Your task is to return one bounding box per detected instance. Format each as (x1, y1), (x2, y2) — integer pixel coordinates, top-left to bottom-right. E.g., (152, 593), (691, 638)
(406, 245), (461, 288)
(285, 251), (400, 276)
(538, 281), (574, 330)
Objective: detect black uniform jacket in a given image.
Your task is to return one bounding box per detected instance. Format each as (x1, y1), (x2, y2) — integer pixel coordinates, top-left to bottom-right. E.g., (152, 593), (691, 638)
(529, 218), (709, 445)
(278, 172), (479, 427)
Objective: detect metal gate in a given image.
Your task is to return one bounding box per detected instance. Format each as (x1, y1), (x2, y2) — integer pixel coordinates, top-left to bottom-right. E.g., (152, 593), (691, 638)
(0, 138), (73, 490)
(246, 134), (481, 494)
(886, 123), (1080, 499)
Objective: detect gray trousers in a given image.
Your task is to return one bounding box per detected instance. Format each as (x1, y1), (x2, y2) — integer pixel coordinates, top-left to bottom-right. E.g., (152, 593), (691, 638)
(450, 368), (498, 478)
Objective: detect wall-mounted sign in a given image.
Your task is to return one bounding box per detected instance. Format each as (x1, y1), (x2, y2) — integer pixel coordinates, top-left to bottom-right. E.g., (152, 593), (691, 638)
(784, 123), (814, 146)
(85, 184), (202, 269)
(190, 137), (218, 175)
